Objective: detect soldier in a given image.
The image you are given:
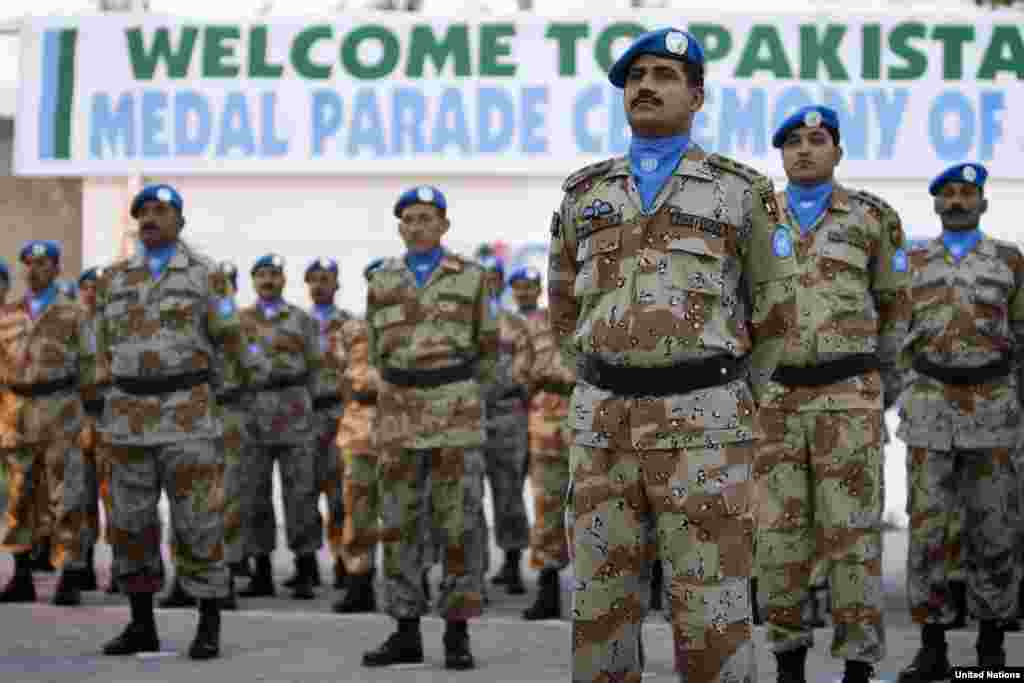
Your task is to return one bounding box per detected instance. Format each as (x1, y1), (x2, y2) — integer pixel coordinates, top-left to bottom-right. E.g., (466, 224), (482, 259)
(362, 185), (497, 671)
(0, 240), (87, 606)
(95, 184), (244, 660)
(237, 254), (323, 601)
(508, 265), (575, 621)
(549, 28), (798, 682)
(895, 163), (1024, 680)
(754, 106), (911, 683)
(332, 282), (381, 614)
(479, 254), (532, 596)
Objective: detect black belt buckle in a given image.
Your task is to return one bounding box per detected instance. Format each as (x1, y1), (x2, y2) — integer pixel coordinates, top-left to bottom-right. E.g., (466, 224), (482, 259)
(7, 375), (77, 398)
(114, 370), (211, 396)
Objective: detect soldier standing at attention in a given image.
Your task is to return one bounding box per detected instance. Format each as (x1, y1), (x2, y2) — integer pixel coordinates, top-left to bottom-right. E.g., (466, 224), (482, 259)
(754, 106), (911, 683)
(95, 184), (244, 659)
(896, 163), (1024, 680)
(237, 254), (324, 601)
(362, 186), (496, 671)
(548, 28), (798, 682)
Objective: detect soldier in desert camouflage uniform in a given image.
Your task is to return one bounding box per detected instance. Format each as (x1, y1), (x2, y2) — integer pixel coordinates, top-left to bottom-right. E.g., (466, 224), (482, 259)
(237, 254), (324, 601)
(95, 184), (245, 660)
(549, 29), (798, 683)
(362, 185), (497, 671)
(0, 241), (87, 607)
(896, 163), (1024, 681)
(753, 106), (911, 683)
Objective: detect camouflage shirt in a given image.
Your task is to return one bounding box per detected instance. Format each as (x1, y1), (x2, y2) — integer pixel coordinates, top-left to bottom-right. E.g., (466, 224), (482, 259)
(366, 250), (499, 449)
(0, 290), (85, 446)
(760, 185), (912, 412)
(94, 243), (246, 445)
(521, 307), (576, 391)
(332, 317), (379, 454)
(897, 235), (1024, 450)
(240, 301), (322, 444)
(310, 305), (352, 401)
(484, 309), (533, 403)
(78, 306), (102, 404)
(547, 146), (799, 451)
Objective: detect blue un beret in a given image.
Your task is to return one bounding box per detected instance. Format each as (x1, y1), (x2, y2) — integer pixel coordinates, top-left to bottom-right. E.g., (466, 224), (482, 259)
(20, 240), (61, 264)
(929, 163), (988, 196)
(772, 106), (840, 149)
(508, 265), (542, 286)
(251, 254), (286, 275)
(608, 28), (705, 89)
(394, 185), (447, 218)
(305, 257), (339, 278)
(78, 266), (105, 286)
(479, 255), (505, 278)
(130, 184), (184, 219)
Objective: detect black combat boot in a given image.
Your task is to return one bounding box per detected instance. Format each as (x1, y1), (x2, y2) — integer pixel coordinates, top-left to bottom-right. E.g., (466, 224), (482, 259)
(333, 559), (347, 589)
(284, 554), (322, 588)
(0, 552), (35, 603)
(649, 560), (664, 611)
(221, 569), (238, 611)
(807, 583), (827, 628)
(775, 646), (808, 683)
(333, 569), (376, 613)
(290, 554), (317, 600)
(31, 537), (55, 573)
(751, 577), (762, 625)
(79, 547), (98, 591)
(238, 554), (275, 598)
(499, 549), (525, 595)
(188, 598), (221, 660)
(159, 577), (197, 608)
(52, 568), (82, 606)
(949, 580), (968, 629)
(228, 560), (250, 579)
(103, 592), (160, 655)
(363, 617), (424, 667)
(843, 661), (874, 683)
(523, 568), (561, 620)
(443, 619), (475, 670)
(897, 624), (950, 683)
(977, 619), (1006, 669)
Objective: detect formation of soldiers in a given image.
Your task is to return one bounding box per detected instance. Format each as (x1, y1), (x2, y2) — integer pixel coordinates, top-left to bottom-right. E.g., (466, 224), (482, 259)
(0, 24), (1020, 683)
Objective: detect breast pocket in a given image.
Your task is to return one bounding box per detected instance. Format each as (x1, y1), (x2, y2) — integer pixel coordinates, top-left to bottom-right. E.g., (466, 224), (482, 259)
(821, 240), (870, 298)
(433, 292), (477, 325)
(372, 304), (408, 355)
(158, 296), (199, 333)
(574, 226), (622, 297)
(973, 274), (1012, 322)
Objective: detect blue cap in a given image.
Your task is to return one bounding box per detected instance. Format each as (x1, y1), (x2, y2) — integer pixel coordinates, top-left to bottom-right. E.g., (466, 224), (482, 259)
(479, 254), (505, 278)
(20, 240), (61, 264)
(608, 28), (705, 89)
(929, 163), (988, 196)
(251, 254), (285, 275)
(508, 265), (542, 285)
(130, 184), (184, 219)
(772, 106), (840, 149)
(394, 185), (447, 218)
(305, 257), (339, 278)
(78, 266), (105, 285)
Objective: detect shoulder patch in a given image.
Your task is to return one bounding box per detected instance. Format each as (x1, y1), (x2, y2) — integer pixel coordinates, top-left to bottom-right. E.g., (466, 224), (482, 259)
(706, 153), (765, 184)
(562, 159), (615, 194)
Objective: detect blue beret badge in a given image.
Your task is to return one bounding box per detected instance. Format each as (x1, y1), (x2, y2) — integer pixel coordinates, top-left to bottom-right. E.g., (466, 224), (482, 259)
(772, 225), (793, 258)
(892, 248), (908, 273)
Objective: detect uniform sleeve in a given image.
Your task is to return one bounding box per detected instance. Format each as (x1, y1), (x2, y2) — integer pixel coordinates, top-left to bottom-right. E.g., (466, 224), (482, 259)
(93, 273), (114, 386)
(869, 205), (913, 409)
(365, 279), (382, 370)
(895, 248), (928, 405)
(509, 315), (535, 389)
(1008, 248), (1024, 406)
(475, 271), (499, 385)
(206, 270), (248, 392)
(303, 311), (324, 396)
(739, 176), (798, 403)
(77, 313), (97, 393)
(547, 199), (580, 371)
(343, 319), (378, 396)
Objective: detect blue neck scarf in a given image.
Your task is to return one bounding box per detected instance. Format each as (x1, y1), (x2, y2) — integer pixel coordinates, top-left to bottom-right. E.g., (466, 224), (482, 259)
(629, 133), (690, 213)
(942, 228), (982, 263)
(258, 296), (284, 318)
(143, 243), (177, 279)
(312, 303), (336, 323)
(786, 181), (834, 235)
(405, 247), (444, 288)
(28, 283), (58, 320)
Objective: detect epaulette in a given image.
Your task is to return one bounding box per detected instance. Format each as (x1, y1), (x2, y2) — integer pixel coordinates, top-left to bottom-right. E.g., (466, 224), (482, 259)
(705, 153), (766, 185)
(849, 189), (905, 246)
(991, 237), (1024, 262)
(562, 159), (615, 194)
(847, 188), (897, 217)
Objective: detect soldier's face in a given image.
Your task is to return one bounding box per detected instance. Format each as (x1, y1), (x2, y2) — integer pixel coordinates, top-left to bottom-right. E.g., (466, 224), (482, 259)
(253, 267), (285, 300)
(79, 281), (98, 307)
(484, 271), (504, 298)
(781, 127), (842, 186)
(306, 270), (338, 306)
(22, 255), (58, 293)
(935, 182), (987, 232)
(511, 280), (541, 309)
(624, 55), (704, 137)
(398, 204), (449, 254)
(136, 200), (182, 250)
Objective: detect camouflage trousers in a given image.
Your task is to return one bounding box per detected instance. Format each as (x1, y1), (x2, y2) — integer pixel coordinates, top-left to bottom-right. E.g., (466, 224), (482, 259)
(58, 436), (101, 571)
(755, 408), (885, 663)
(379, 447), (486, 620)
(906, 447), (1021, 624)
(242, 440), (323, 557)
(0, 439), (74, 564)
(484, 397), (530, 551)
(107, 439), (229, 599)
(221, 407), (247, 565)
(313, 407), (345, 557)
(568, 442), (757, 683)
(340, 448), (379, 576)
(527, 392), (571, 571)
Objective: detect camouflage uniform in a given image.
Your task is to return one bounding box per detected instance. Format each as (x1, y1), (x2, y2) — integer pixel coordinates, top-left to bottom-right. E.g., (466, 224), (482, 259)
(898, 236), (1024, 625)
(0, 289), (85, 568)
(95, 244), (244, 599)
(238, 301), (323, 559)
(366, 251), (498, 620)
(549, 147), (798, 682)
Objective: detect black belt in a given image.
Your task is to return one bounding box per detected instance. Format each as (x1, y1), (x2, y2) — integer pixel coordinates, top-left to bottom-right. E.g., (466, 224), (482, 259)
(913, 355), (1012, 386)
(579, 355), (744, 398)
(492, 386), (527, 403)
(772, 354), (880, 387)
(349, 391), (378, 406)
(6, 375), (77, 398)
(536, 381), (575, 397)
(83, 399), (105, 417)
(380, 360), (477, 389)
(313, 394), (343, 412)
(114, 371), (210, 396)
(255, 374), (309, 393)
